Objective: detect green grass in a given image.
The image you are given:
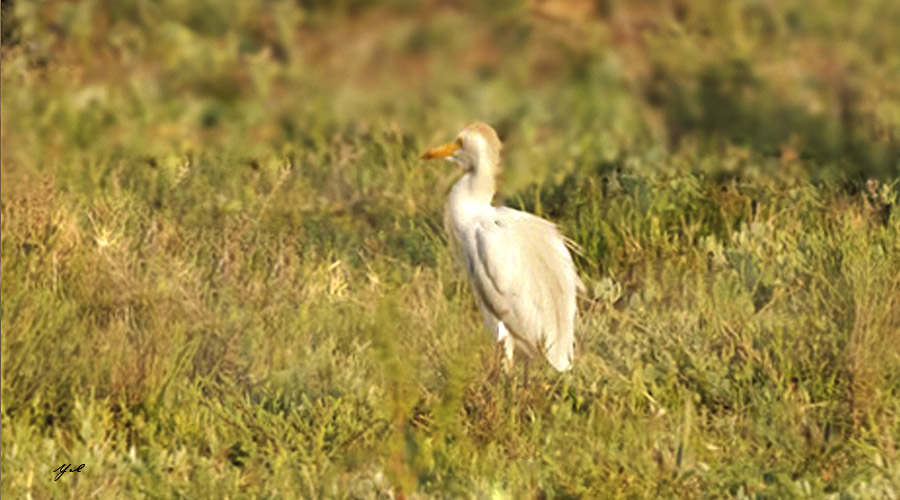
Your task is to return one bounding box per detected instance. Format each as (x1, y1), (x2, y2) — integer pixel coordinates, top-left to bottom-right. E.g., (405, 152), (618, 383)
(2, 1), (899, 498)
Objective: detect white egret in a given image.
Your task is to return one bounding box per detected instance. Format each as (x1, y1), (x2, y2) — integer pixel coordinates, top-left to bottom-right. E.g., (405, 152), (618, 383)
(422, 123), (583, 371)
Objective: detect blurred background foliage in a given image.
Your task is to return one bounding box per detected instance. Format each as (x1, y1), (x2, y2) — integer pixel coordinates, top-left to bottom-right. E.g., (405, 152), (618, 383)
(2, 0), (899, 498)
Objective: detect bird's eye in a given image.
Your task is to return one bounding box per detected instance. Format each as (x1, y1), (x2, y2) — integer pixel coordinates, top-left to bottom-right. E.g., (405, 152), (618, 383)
(456, 137), (464, 148)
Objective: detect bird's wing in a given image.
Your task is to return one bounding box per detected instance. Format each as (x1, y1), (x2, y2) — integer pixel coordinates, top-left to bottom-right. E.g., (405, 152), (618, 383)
(463, 207), (581, 370)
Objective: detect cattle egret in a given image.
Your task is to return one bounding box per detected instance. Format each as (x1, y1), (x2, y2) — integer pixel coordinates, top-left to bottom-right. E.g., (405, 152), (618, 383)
(422, 123), (583, 371)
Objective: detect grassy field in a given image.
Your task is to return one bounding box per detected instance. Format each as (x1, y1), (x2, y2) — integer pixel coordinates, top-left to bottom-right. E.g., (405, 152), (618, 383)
(2, 1), (899, 498)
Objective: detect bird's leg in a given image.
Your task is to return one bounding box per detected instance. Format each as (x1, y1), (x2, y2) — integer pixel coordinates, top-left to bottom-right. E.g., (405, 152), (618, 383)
(497, 322), (514, 372)
(523, 356), (530, 389)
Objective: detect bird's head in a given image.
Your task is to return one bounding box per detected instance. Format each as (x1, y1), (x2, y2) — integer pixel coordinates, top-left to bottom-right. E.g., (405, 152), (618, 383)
(421, 123), (502, 174)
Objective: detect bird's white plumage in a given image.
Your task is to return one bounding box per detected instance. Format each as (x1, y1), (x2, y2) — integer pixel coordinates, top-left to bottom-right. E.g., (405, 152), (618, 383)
(424, 123), (582, 371)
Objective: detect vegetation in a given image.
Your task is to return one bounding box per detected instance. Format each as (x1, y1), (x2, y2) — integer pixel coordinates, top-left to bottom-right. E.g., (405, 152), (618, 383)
(2, 0), (899, 497)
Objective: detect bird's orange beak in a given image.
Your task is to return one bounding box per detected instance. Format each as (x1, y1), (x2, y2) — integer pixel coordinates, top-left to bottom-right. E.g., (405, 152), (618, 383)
(421, 140), (461, 160)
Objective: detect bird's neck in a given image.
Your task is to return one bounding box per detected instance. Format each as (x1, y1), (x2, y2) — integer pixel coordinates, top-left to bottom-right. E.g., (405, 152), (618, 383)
(446, 166), (496, 234)
(452, 168), (495, 206)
